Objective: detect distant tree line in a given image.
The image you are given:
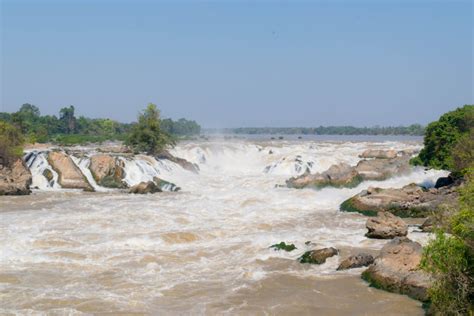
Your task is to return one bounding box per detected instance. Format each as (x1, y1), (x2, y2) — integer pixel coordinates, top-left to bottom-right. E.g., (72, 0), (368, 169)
(0, 103), (201, 145)
(209, 125), (425, 136)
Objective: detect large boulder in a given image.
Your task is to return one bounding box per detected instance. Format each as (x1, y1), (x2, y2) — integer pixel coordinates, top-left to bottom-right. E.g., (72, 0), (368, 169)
(129, 181), (162, 194)
(340, 183), (458, 217)
(287, 163), (362, 189)
(362, 237), (432, 301)
(47, 151), (93, 191)
(355, 156), (411, 181)
(152, 177), (180, 192)
(0, 159), (32, 195)
(89, 154), (126, 188)
(299, 247), (339, 264)
(156, 150), (199, 173)
(337, 253), (374, 270)
(366, 212), (408, 239)
(359, 149), (397, 159)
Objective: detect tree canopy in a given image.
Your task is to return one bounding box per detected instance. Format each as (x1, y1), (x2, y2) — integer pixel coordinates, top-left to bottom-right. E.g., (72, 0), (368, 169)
(125, 103), (174, 154)
(415, 105), (474, 175)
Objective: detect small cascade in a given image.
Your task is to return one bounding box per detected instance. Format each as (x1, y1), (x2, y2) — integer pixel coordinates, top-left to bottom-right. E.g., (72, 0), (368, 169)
(70, 156), (109, 192)
(26, 151), (61, 190)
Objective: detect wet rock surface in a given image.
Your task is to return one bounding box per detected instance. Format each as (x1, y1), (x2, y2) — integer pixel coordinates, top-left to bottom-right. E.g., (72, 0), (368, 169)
(47, 151), (94, 191)
(365, 212), (408, 239)
(287, 163), (362, 189)
(340, 182), (458, 217)
(129, 181), (162, 194)
(0, 159), (32, 195)
(299, 247), (339, 264)
(156, 150), (199, 173)
(362, 237), (432, 301)
(337, 253), (374, 270)
(359, 149), (397, 159)
(89, 154), (127, 188)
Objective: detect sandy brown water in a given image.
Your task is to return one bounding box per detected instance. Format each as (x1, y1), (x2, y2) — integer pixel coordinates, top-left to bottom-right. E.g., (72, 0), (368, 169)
(1, 140), (443, 315)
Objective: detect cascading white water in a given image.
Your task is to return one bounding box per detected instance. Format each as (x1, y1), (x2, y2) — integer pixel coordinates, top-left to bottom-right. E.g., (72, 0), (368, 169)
(1, 139), (447, 315)
(25, 151), (61, 190)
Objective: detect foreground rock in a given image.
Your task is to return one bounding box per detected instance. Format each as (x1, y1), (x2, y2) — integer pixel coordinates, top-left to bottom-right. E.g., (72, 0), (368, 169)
(129, 181), (162, 194)
(152, 177), (180, 192)
(340, 183), (458, 217)
(89, 154), (127, 188)
(366, 212), (408, 239)
(362, 237), (431, 301)
(355, 156), (411, 181)
(287, 163), (362, 189)
(299, 247), (339, 264)
(337, 253), (374, 270)
(0, 159), (32, 195)
(359, 149), (397, 159)
(48, 151), (94, 191)
(156, 150), (199, 173)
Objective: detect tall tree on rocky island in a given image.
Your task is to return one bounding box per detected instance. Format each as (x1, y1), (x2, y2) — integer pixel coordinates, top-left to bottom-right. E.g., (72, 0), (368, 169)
(59, 105), (77, 134)
(126, 103), (174, 155)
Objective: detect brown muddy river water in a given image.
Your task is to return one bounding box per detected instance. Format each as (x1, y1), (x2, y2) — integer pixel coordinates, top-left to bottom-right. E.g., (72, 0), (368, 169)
(1, 140), (446, 315)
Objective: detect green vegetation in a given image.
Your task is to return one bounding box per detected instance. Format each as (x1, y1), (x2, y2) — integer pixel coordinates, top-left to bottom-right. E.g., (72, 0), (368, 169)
(420, 170), (473, 314)
(0, 121), (24, 166)
(0, 103), (201, 146)
(414, 105), (473, 176)
(208, 124), (425, 136)
(270, 242), (297, 252)
(125, 103), (175, 155)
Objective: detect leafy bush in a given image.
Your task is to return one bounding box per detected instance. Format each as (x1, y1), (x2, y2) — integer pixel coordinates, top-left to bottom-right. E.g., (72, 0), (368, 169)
(421, 170), (474, 314)
(0, 121), (24, 166)
(417, 105), (473, 174)
(126, 103), (174, 155)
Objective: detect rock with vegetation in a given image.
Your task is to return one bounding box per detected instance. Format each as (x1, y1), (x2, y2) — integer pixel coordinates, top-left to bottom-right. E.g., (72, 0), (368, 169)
(355, 156), (411, 181)
(89, 154), (127, 188)
(129, 181), (162, 194)
(365, 212), (408, 239)
(287, 163), (362, 189)
(270, 242), (297, 252)
(362, 237), (432, 301)
(0, 159), (32, 195)
(420, 170), (473, 314)
(298, 247), (339, 264)
(340, 183), (458, 217)
(47, 151), (94, 191)
(359, 149), (397, 159)
(337, 253), (374, 270)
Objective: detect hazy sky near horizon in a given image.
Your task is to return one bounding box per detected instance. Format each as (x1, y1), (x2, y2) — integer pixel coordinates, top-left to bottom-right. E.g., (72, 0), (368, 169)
(1, 0), (473, 128)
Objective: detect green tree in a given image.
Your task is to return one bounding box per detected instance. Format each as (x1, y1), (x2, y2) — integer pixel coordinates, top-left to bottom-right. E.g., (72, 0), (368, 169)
(416, 105), (474, 173)
(126, 103), (174, 154)
(0, 121), (24, 166)
(59, 105), (77, 134)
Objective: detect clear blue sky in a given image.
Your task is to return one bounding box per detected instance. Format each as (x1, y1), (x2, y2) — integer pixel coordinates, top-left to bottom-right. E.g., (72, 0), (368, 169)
(1, 0), (472, 128)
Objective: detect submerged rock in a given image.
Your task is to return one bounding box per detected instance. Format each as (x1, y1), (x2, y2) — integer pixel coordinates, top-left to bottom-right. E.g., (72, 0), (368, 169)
(362, 237), (431, 301)
(0, 159), (32, 195)
(89, 154), (127, 188)
(42, 168), (54, 183)
(359, 149), (397, 159)
(287, 163), (362, 189)
(340, 183), (458, 217)
(365, 212), (408, 239)
(299, 247), (339, 264)
(129, 181), (162, 194)
(47, 151), (94, 191)
(156, 150), (199, 173)
(337, 253), (374, 270)
(153, 177), (180, 192)
(270, 242), (297, 252)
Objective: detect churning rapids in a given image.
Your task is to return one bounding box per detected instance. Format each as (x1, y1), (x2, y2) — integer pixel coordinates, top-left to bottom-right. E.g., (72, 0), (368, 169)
(1, 139), (448, 315)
